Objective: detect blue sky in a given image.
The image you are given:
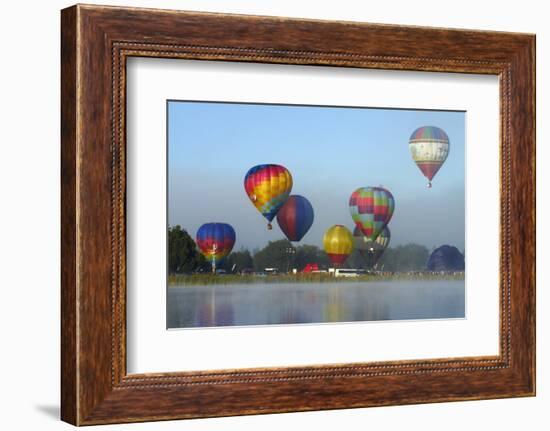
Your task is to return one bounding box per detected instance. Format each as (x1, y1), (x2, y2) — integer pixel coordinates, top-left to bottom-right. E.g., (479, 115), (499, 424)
(168, 101), (465, 252)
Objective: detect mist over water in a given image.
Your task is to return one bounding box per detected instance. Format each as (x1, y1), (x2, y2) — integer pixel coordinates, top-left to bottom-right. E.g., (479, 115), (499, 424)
(167, 280), (465, 329)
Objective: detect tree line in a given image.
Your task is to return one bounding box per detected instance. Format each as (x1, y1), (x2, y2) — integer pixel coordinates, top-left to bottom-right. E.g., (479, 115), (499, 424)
(169, 225), (434, 274)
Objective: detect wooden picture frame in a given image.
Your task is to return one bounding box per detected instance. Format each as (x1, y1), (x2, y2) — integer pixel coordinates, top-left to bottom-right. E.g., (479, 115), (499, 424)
(61, 4), (535, 425)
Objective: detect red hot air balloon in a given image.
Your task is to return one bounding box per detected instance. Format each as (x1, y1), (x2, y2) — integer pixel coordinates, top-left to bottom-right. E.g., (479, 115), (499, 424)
(276, 195), (314, 242)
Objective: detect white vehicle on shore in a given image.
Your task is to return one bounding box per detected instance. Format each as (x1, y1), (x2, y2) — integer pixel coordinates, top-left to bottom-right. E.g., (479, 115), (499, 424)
(332, 268), (367, 278)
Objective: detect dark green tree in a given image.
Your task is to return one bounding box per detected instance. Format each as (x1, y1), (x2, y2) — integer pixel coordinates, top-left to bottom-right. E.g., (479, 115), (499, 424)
(378, 243), (430, 272)
(221, 249), (254, 273)
(168, 225), (208, 273)
(348, 249), (368, 269)
(294, 244), (330, 270)
(253, 239), (293, 272)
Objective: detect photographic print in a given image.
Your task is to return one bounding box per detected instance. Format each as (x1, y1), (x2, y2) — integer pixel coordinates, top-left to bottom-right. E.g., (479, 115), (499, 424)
(60, 7), (535, 422)
(167, 101), (465, 329)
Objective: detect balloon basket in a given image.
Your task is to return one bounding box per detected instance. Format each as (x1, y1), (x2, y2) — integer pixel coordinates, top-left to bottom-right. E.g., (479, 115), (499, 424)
(267, 223), (272, 230)
(427, 182), (432, 188)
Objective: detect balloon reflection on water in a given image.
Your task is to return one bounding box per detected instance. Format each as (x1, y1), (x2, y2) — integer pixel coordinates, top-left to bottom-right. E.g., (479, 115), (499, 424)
(167, 281), (464, 329)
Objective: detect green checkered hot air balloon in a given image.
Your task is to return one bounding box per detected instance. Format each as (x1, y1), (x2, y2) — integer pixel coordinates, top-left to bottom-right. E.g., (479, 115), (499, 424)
(349, 186), (394, 242)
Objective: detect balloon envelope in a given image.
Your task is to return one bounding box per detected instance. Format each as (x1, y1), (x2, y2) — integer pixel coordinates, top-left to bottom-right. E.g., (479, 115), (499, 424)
(244, 164), (293, 225)
(427, 245), (464, 271)
(349, 186), (394, 242)
(195, 223), (236, 263)
(353, 226), (390, 268)
(408, 126), (450, 186)
(276, 195), (314, 242)
(323, 225), (354, 266)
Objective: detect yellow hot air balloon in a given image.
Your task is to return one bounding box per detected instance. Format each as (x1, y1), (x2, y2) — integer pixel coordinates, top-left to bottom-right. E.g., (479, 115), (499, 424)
(323, 225), (354, 267)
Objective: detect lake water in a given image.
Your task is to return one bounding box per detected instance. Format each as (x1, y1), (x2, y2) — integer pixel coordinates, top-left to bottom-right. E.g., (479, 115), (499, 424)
(167, 280), (465, 329)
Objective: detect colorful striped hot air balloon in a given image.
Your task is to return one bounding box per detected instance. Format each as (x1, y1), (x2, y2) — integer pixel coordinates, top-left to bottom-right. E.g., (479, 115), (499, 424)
(276, 195), (314, 242)
(196, 223), (236, 272)
(408, 126), (450, 188)
(323, 225), (354, 267)
(353, 226), (390, 269)
(244, 164), (293, 229)
(349, 186), (394, 242)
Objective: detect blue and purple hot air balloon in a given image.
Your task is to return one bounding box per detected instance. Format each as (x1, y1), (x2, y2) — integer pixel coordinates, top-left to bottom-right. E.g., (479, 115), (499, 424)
(196, 223), (236, 272)
(276, 195), (314, 242)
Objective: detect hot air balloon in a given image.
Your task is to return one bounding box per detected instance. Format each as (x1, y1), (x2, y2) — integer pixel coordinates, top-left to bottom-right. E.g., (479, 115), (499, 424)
(353, 226), (390, 269)
(196, 223), (236, 273)
(323, 225), (354, 267)
(349, 186), (394, 242)
(244, 164), (293, 229)
(427, 245), (465, 271)
(276, 195), (314, 242)
(408, 126), (450, 188)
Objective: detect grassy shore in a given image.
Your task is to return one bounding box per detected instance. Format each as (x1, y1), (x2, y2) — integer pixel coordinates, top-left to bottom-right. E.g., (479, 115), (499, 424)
(168, 272), (465, 286)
